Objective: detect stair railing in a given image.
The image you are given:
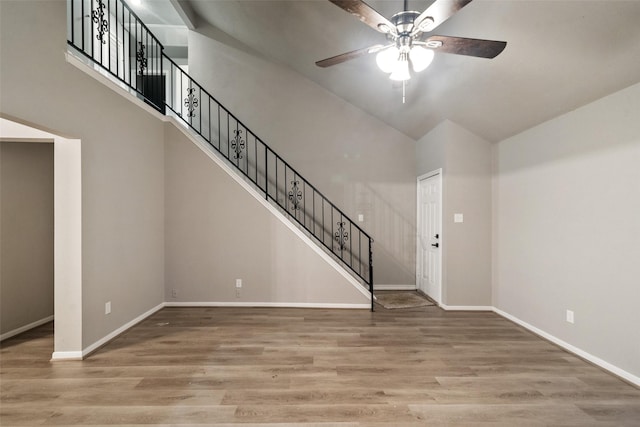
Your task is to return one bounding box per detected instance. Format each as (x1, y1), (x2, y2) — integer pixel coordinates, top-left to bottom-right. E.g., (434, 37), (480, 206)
(67, 0), (374, 309)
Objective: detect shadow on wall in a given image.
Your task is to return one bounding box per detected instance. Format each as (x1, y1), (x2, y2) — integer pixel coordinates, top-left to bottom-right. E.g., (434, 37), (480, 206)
(348, 182), (416, 284)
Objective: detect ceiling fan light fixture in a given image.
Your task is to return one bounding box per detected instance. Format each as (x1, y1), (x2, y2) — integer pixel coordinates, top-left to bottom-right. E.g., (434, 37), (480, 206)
(389, 53), (411, 81)
(376, 46), (399, 74)
(409, 45), (434, 72)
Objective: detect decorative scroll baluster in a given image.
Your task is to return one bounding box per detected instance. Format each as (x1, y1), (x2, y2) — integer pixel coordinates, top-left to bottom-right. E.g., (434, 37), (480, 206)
(231, 129), (245, 159)
(136, 42), (147, 75)
(91, 0), (109, 44)
(184, 87), (199, 118)
(288, 180), (303, 211)
(334, 221), (349, 251)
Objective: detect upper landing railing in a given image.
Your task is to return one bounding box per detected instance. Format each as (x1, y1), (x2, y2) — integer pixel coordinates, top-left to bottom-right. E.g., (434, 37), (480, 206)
(67, 0), (374, 308)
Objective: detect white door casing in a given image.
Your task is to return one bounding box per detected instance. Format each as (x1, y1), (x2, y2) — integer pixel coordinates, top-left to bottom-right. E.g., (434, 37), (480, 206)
(416, 170), (442, 303)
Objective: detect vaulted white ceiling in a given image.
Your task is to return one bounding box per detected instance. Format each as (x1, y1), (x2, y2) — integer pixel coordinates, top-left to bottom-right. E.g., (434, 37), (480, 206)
(172, 0), (640, 142)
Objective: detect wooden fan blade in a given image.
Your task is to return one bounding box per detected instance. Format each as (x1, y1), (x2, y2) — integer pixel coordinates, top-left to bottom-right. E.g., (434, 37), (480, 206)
(424, 35), (506, 58)
(315, 45), (384, 68)
(329, 0), (395, 34)
(414, 0), (473, 33)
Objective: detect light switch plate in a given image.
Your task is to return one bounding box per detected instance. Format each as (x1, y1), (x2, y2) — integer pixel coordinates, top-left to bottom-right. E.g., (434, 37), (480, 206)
(454, 213), (464, 223)
(358, 214), (364, 222)
(566, 310), (574, 324)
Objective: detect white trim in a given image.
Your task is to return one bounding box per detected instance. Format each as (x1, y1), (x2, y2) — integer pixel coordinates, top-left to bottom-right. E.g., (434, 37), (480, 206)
(374, 284), (416, 291)
(165, 302), (370, 309)
(0, 315), (54, 341)
(440, 304), (493, 311)
(493, 307), (640, 387)
(51, 351), (83, 361)
(79, 303), (165, 358)
(416, 169), (443, 304)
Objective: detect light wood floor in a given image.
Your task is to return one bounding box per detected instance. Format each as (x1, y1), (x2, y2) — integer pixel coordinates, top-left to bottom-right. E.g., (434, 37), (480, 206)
(2, 304), (639, 426)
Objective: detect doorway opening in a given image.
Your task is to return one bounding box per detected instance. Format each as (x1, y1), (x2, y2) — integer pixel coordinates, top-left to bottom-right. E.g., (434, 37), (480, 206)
(0, 141), (54, 342)
(0, 116), (82, 359)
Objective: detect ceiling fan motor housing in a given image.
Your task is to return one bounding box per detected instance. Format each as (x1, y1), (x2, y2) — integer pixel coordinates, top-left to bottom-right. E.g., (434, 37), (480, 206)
(391, 11), (421, 35)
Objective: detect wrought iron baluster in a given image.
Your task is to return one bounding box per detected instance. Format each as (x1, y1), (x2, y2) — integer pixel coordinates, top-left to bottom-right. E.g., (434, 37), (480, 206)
(184, 86), (199, 118)
(335, 220), (349, 252)
(288, 180), (302, 212)
(127, 10), (133, 87)
(91, 0), (109, 45)
(136, 42), (147, 75)
(231, 128), (245, 160)
(350, 222), (353, 265)
(254, 134), (258, 184)
(81, 0), (85, 51)
(107, 0), (111, 70)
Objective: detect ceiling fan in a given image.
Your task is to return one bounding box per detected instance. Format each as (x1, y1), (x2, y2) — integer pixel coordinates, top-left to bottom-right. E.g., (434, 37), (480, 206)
(316, 0), (507, 82)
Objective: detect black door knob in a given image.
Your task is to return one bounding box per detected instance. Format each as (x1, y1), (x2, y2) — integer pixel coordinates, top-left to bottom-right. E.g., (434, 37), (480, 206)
(431, 243), (439, 248)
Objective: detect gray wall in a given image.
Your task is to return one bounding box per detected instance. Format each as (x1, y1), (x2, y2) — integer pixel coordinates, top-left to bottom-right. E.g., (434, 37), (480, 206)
(0, 0), (165, 349)
(493, 82), (640, 378)
(164, 124), (370, 305)
(187, 26), (417, 287)
(0, 142), (54, 336)
(416, 120), (492, 306)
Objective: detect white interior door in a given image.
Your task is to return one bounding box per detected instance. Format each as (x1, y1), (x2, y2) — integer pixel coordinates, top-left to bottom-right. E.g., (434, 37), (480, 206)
(417, 171), (442, 303)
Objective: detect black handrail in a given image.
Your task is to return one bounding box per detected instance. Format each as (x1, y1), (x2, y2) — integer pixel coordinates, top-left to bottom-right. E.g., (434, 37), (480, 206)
(67, 0), (374, 309)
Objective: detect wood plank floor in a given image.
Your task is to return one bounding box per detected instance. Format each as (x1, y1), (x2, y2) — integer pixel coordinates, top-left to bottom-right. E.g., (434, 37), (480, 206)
(2, 304), (639, 426)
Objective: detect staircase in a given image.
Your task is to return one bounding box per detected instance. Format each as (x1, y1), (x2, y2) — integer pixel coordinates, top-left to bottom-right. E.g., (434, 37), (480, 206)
(67, 0), (374, 309)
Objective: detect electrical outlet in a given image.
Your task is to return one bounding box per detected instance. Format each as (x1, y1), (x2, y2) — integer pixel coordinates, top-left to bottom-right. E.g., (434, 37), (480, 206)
(105, 301), (111, 315)
(566, 310), (574, 324)
(171, 289), (178, 298)
(236, 279), (242, 288)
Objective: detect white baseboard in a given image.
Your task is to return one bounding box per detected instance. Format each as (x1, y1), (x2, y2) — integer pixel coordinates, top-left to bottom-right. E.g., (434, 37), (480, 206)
(165, 301), (370, 309)
(493, 307), (640, 388)
(0, 315), (54, 341)
(51, 351), (83, 361)
(374, 284), (416, 291)
(440, 304), (493, 311)
(78, 303), (165, 359)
